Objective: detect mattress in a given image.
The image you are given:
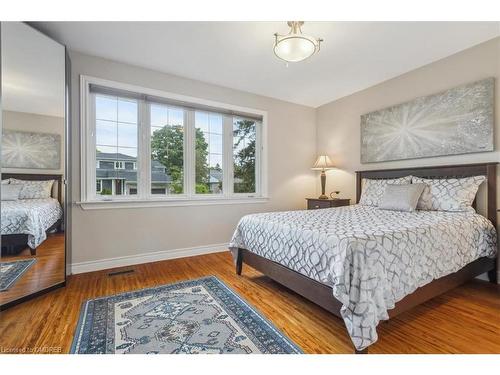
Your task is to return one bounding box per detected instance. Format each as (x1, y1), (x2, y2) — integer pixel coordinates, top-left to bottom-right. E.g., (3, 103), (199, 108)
(1, 198), (63, 249)
(229, 204), (497, 350)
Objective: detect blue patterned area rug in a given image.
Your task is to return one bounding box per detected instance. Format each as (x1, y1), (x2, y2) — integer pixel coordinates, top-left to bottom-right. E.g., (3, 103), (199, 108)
(0, 259), (36, 292)
(71, 276), (302, 354)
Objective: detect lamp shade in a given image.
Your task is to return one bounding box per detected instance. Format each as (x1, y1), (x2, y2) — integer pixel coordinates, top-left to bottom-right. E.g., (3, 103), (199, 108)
(273, 21), (323, 63)
(274, 35), (317, 62)
(312, 155), (335, 170)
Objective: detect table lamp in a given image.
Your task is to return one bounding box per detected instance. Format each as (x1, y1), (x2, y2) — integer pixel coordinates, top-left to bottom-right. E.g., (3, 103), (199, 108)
(312, 155), (335, 199)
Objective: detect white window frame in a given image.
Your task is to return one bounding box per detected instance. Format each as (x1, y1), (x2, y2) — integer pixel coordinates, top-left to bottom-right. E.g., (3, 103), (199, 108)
(79, 75), (268, 209)
(114, 161), (125, 170)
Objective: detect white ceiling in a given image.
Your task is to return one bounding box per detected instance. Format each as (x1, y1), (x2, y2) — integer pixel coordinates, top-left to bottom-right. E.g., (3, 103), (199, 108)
(2, 22), (66, 117)
(35, 21), (500, 108)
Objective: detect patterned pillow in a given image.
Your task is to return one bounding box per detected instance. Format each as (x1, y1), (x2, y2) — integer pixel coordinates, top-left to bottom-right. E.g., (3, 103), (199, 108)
(1, 184), (22, 201)
(378, 183), (426, 212)
(412, 176), (485, 212)
(359, 176), (412, 206)
(9, 179), (54, 199)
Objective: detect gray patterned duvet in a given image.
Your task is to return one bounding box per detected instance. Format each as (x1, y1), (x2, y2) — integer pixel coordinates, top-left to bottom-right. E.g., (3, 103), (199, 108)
(229, 205), (497, 350)
(1, 198), (62, 249)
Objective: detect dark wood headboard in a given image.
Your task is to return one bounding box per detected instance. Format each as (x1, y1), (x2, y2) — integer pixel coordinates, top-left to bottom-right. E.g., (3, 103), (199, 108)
(355, 163), (498, 227)
(1, 173), (63, 204)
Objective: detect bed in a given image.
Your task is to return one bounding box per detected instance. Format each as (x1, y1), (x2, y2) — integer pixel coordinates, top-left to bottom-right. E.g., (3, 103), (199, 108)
(229, 163), (498, 353)
(1, 174), (63, 256)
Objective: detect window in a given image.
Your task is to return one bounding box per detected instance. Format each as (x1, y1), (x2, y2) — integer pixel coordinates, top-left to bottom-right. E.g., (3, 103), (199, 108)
(233, 118), (257, 194)
(99, 161), (114, 169)
(150, 104), (184, 195)
(114, 161), (125, 170)
(124, 162), (135, 170)
(94, 94), (138, 196)
(81, 76), (267, 206)
(195, 112), (223, 194)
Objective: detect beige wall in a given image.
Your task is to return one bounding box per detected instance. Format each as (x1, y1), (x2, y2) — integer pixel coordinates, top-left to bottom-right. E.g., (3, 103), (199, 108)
(2, 110), (65, 175)
(316, 37), (500, 279)
(316, 37), (500, 203)
(69, 51), (317, 267)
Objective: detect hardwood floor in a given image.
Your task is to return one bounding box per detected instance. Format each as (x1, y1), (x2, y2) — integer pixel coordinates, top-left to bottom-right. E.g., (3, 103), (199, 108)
(0, 251), (499, 354)
(1, 233), (65, 307)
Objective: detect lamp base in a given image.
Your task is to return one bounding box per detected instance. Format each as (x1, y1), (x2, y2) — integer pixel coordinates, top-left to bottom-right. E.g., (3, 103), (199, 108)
(318, 194), (329, 200)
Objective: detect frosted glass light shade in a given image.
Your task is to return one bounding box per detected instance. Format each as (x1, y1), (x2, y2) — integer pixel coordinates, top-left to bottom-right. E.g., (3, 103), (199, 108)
(274, 36), (317, 62)
(273, 21), (323, 63)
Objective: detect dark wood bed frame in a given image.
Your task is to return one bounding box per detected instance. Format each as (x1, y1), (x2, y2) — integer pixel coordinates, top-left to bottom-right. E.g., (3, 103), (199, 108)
(235, 162), (498, 353)
(1, 173), (63, 256)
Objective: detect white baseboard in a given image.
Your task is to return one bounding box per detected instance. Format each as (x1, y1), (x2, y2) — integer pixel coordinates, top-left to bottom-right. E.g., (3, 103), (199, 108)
(70, 243), (229, 274)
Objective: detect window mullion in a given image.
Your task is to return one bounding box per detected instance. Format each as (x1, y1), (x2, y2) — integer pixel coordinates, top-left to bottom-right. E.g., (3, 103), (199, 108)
(185, 110), (195, 197)
(138, 100), (151, 200)
(222, 115), (233, 197)
(255, 120), (262, 197)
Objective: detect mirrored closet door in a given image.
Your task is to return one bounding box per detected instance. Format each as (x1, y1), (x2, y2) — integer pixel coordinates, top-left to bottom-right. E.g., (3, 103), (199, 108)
(1, 22), (69, 309)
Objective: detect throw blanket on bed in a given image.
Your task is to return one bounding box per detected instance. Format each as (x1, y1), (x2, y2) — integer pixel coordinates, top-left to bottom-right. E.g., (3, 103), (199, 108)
(229, 205), (497, 350)
(1, 198), (63, 249)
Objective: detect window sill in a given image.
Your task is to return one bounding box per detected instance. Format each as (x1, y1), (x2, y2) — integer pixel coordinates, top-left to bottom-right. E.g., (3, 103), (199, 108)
(76, 196), (270, 210)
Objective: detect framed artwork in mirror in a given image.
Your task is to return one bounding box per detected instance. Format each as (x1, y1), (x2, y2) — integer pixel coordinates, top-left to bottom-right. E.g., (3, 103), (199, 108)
(2, 130), (61, 169)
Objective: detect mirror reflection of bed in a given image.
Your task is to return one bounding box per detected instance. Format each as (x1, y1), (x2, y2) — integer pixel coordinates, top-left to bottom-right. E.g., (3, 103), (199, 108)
(1, 174), (65, 305)
(0, 22), (67, 308)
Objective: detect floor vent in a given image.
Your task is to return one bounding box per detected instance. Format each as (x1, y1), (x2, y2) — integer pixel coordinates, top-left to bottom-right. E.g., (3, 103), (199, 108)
(108, 269), (135, 277)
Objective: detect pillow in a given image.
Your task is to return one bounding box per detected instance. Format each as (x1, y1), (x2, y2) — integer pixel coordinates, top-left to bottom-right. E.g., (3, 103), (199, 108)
(359, 176), (412, 206)
(1, 184), (22, 201)
(378, 183), (426, 212)
(9, 179), (54, 199)
(412, 176), (485, 212)
(1, 179), (10, 185)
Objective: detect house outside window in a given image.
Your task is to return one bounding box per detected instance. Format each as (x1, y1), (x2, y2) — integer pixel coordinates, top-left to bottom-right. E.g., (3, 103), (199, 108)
(96, 152), (174, 195)
(80, 76), (267, 207)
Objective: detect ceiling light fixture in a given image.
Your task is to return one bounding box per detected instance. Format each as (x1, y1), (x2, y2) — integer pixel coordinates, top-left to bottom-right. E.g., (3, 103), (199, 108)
(273, 21), (323, 63)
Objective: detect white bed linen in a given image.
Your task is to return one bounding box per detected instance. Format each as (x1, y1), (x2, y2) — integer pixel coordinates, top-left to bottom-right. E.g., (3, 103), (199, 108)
(1, 198), (63, 249)
(229, 205), (497, 350)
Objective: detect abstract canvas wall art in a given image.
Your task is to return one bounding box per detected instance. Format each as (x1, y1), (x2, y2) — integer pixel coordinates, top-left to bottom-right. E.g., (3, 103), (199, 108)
(360, 78), (494, 163)
(1, 130), (61, 169)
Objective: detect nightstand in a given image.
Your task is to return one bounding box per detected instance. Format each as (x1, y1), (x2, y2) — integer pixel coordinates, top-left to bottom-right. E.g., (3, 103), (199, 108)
(306, 198), (351, 210)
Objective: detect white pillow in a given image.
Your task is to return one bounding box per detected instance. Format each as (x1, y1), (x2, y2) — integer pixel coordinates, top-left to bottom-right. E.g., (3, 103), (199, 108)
(1, 184), (22, 201)
(412, 176), (485, 212)
(1, 179), (10, 185)
(359, 176), (412, 206)
(378, 183), (426, 212)
(9, 179), (54, 199)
